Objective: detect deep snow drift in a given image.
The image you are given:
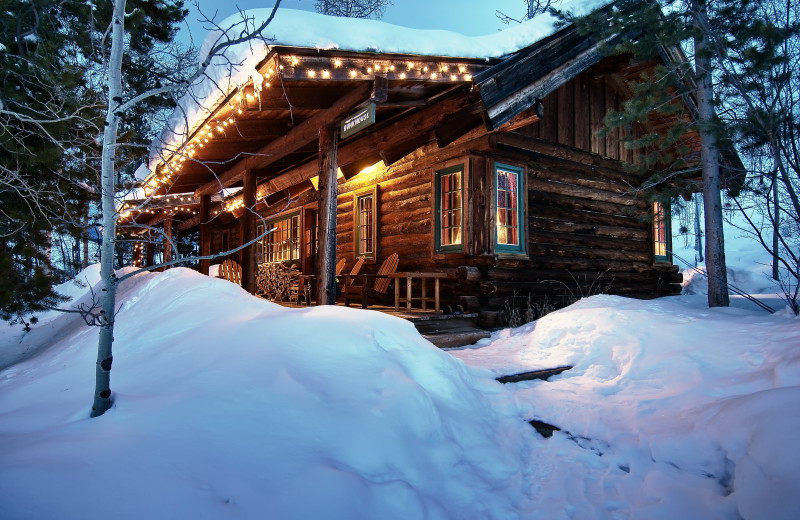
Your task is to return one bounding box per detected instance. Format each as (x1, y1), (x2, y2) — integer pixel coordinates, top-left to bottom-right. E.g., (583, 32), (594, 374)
(1, 260), (798, 519)
(0, 267), (538, 520)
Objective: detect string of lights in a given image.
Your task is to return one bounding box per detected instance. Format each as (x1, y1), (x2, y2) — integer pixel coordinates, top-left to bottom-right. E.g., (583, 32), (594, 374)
(142, 53), (475, 200)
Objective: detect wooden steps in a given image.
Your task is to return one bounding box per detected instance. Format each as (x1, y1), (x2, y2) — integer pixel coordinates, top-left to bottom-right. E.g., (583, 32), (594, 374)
(407, 312), (491, 348)
(422, 327), (492, 348)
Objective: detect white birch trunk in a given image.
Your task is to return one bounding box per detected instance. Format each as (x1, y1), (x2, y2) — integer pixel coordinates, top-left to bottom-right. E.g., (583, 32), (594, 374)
(694, 0), (729, 307)
(92, 0), (126, 417)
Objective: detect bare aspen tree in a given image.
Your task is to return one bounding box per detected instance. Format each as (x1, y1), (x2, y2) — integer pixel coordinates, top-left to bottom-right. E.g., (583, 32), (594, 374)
(90, 0), (284, 417)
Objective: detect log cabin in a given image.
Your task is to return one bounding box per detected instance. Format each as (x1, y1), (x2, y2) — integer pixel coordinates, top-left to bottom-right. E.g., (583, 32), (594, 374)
(122, 7), (738, 320)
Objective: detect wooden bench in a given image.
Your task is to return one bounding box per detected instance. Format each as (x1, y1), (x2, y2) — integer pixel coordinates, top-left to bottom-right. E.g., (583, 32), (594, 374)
(391, 272), (450, 311)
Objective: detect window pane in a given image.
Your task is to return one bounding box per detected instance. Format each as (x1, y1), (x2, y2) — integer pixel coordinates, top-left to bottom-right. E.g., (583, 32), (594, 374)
(653, 202), (668, 258)
(452, 227), (462, 245)
(358, 194), (374, 256)
(262, 214), (300, 263)
(439, 169), (463, 247)
(496, 168), (520, 247)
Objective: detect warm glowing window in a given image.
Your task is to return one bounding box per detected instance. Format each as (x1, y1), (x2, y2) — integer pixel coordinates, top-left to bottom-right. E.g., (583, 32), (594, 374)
(495, 163), (524, 253)
(355, 189), (377, 259)
(257, 213), (300, 264)
(435, 165), (463, 252)
(653, 201), (671, 261)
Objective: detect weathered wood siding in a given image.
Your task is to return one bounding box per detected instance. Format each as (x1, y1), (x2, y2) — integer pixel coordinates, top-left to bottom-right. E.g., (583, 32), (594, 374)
(516, 68), (637, 162)
(210, 57), (681, 310)
(458, 135), (682, 311)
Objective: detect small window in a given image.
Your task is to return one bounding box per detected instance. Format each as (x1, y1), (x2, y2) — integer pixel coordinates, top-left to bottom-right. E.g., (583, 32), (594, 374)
(355, 190), (376, 259)
(653, 201), (671, 262)
(435, 165), (464, 252)
(495, 163), (525, 253)
(257, 213), (300, 264)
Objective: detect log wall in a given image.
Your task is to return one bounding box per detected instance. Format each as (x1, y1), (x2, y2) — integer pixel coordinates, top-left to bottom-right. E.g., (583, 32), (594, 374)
(208, 57), (681, 311)
(458, 136), (682, 311)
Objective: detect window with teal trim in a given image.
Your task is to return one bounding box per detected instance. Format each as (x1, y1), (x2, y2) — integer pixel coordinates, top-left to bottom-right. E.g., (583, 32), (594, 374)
(495, 163), (525, 253)
(653, 201), (671, 262)
(435, 165), (464, 252)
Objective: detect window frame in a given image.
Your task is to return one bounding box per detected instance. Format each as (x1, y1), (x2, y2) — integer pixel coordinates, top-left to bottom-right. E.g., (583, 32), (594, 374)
(256, 211), (301, 265)
(652, 200), (672, 263)
(354, 186), (378, 260)
(493, 162), (526, 254)
(434, 164), (466, 253)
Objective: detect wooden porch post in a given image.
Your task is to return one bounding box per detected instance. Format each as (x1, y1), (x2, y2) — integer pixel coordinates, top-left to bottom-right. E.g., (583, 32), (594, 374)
(315, 124), (338, 305)
(241, 170), (257, 293)
(163, 215), (173, 265)
(199, 194), (211, 275)
(145, 238), (155, 267)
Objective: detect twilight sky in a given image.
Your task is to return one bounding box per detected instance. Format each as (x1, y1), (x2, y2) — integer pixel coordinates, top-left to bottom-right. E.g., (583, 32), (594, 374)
(184, 0), (530, 44)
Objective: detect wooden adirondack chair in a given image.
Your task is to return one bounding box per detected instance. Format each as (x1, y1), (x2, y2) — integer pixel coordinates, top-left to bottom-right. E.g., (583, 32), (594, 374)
(335, 257), (348, 277)
(218, 259), (242, 286)
(340, 256), (365, 288)
(343, 253), (399, 309)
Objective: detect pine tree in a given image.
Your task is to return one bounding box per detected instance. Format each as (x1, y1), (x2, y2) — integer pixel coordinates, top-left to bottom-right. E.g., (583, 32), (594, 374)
(1, 0), (191, 322)
(563, 0), (741, 307)
(0, 0), (99, 321)
(713, 0), (800, 311)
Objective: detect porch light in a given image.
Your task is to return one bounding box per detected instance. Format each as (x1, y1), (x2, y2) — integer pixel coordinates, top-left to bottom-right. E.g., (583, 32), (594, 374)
(309, 168), (345, 191)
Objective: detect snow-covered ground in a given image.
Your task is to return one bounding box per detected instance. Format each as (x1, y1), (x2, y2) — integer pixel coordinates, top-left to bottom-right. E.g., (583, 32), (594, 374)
(450, 295), (799, 519)
(1, 207), (798, 519)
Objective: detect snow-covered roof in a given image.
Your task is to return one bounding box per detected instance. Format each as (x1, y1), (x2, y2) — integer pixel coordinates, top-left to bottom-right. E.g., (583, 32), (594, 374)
(144, 1), (607, 179)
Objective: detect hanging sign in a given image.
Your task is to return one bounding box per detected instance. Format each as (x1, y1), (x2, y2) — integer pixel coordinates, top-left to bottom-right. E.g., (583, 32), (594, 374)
(341, 103), (376, 139)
